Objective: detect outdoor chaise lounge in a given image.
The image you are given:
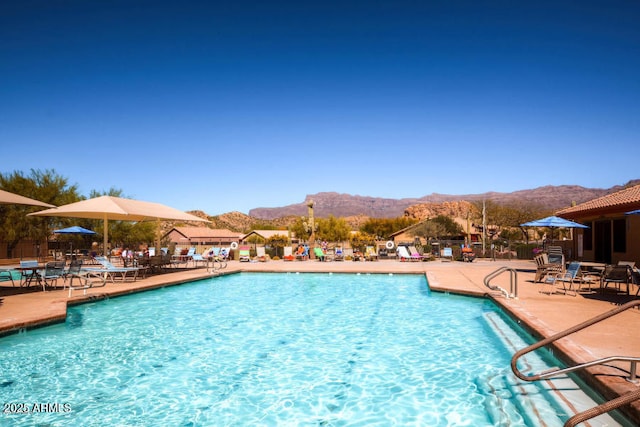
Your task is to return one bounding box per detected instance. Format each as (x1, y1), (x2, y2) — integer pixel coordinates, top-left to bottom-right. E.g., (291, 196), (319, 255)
(333, 247), (344, 261)
(283, 246), (295, 261)
(255, 246), (269, 262)
(238, 246), (251, 262)
(91, 256), (140, 282)
(365, 246), (378, 261)
(313, 247), (327, 261)
(66, 259), (108, 297)
(397, 245), (419, 262)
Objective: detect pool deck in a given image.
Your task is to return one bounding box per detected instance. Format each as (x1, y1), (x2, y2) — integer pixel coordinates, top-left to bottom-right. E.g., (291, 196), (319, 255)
(1, 258), (639, 423)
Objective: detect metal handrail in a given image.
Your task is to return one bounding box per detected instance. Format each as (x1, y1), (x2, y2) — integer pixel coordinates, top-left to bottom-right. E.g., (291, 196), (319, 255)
(511, 299), (640, 426)
(484, 267), (518, 298)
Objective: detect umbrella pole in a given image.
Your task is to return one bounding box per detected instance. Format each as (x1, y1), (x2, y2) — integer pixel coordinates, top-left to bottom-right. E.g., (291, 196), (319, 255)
(103, 215), (109, 257)
(155, 218), (161, 254)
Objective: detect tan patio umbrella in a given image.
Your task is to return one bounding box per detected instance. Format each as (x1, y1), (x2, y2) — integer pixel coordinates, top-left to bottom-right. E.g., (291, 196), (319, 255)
(28, 196), (209, 254)
(0, 188), (55, 208)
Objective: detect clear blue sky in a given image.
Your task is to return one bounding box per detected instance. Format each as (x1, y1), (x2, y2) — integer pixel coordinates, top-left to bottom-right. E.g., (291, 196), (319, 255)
(2, 1), (639, 215)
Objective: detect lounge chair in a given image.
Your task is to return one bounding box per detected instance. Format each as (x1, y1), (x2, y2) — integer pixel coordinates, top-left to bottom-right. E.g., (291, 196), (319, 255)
(283, 246), (295, 261)
(365, 246), (378, 261)
(238, 246), (251, 262)
(190, 252), (209, 268)
(397, 245), (418, 262)
(255, 246), (270, 262)
(541, 261), (598, 296)
(333, 247), (344, 261)
(408, 245), (426, 261)
(91, 256), (140, 282)
(295, 245), (308, 261)
(313, 247), (327, 261)
(66, 260), (107, 297)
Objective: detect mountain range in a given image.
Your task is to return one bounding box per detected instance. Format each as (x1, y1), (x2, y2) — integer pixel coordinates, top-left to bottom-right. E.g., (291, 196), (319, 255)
(248, 181), (640, 220)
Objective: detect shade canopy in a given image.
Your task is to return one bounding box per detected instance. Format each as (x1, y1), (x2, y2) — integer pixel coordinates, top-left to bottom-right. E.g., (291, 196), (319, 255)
(625, 209), (640, 215)
(0, 188), (55, 208)
(520, 215), (589, 229)
(53, 226), (97, 235)
(29, 196), (209, 253)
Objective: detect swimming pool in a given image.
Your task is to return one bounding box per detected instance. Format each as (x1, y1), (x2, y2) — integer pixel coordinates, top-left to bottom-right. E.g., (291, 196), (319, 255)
(0, 273), (625, 426)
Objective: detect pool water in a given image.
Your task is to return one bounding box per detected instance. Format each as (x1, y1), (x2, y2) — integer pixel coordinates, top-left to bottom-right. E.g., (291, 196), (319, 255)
(0, 273), (623, 426)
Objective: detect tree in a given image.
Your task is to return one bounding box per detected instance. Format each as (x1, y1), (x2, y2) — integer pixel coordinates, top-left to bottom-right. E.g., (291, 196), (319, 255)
(289, 217), (309, 241)
(266, 233), (289, 258)
(349, 231), (375, 252)
(316, 215), (351, 243)
(360, 217), (417, 240)
(0, 169), (82, 258)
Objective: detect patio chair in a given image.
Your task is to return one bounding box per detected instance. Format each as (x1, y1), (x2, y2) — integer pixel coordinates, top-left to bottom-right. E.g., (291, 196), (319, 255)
(0, 268), (15, 287)
(601, 264), (633, 295)
(334, 247), (344, 261)
(172, 247), (195, 267)
(533, 253), (565, 282)
(40, 261), (66, 291)
(541, 261), (597, 296)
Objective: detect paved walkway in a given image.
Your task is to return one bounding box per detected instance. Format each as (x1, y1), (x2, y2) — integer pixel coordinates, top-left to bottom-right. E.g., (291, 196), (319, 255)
(1, 258), (639, 423)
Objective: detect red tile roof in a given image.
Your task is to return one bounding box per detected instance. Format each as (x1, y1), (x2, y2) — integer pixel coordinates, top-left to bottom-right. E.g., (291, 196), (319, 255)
(557, 184), (640, 218)
(168, 226), (241, 239)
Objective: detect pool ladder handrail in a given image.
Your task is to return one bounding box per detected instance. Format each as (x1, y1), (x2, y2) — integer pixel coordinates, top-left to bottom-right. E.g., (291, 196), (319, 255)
(484, 267), (518, 299)
(510, 299), (640, 427)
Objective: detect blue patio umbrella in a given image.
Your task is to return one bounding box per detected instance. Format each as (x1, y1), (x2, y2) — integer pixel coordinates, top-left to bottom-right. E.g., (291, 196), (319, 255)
(53, 226), (97, 255)
(520, 215), (589, 242)
(625, 209), (640, 215)
(53, 226), (97, 235)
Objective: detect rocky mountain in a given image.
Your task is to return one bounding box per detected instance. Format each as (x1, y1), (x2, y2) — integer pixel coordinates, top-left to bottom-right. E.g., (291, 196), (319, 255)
(248, 180), (640, 220)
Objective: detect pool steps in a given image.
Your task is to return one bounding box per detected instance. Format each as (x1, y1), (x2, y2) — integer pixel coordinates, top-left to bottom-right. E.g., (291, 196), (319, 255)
(481, 312), (626, 426)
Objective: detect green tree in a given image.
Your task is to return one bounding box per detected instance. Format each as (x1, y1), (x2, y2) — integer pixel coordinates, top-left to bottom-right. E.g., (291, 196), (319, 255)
(289, 217), (310, 241)
(316, 215), (351, 243)
(412, 220), (447, 241)
(266, 233), (289, 258)
(349, 231), (375, 252)
(360, 217), (417, 240)
(0, 169), (82, 257)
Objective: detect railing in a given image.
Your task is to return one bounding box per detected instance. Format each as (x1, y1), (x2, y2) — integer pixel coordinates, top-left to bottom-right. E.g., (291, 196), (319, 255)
(511, 299), (640, 427)
(484, 267), (518, 298)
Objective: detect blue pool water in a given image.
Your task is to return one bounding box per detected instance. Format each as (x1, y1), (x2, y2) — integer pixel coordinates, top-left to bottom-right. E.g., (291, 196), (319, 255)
(0, 273), (620, 426)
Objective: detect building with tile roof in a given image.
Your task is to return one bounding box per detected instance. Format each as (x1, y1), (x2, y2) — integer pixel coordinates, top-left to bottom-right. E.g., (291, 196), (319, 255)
(557, 184), (640, 264)
(163, 226), (242, 247)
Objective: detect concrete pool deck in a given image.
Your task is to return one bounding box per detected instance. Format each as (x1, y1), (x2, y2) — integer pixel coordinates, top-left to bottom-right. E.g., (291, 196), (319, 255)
(1, 258), (639, 423)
